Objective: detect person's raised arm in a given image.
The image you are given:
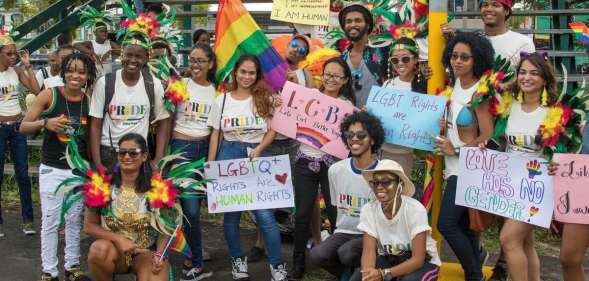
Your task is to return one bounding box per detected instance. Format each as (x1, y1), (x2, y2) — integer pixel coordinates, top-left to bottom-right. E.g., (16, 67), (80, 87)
(15, 49), (41, 94)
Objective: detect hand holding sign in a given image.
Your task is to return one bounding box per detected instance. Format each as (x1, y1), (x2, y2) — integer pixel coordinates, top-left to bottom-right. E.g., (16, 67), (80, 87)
(366, 86), (447, 151)
(205, 154), (294, 213)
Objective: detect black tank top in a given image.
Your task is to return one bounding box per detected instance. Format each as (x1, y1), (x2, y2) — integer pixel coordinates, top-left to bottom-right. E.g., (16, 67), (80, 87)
(41, 87), (90, 169)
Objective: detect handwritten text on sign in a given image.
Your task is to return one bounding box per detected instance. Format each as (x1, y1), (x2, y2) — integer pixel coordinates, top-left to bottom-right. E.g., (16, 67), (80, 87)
(456, 148), (554, 228)
(552, 154), (589, 224)
(271, 0), (330, 26)
(205, 155), (294, 213)
(272, 81), (357, 159)
(366, 86), (447, 151)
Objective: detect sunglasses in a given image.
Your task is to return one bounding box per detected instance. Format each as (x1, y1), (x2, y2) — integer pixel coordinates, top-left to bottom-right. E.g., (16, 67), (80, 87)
(450, 53), (473, 62)
(289, 40), (307, 57)
(116, 148), (143, 158)
(323, 73), (346, 82)
(368, 178), (399, 189)
(390, 56), (412, 65)
(343, 130), (368, 140)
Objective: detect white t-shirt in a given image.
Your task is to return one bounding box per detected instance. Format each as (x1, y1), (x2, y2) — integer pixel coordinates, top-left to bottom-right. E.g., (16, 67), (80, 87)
(328, 158), (378, 234)
(357, 196), (442, 266)
(35, 66), (63, 89)
(505, 102), (547, 157)
(0, 67), (22, 116)
(92, 39), (113, 76)
(381, 77), (413, 154)
(487, 31), (535, 70)
(89, 70), (168, 147)
(207, 93), (270, 144)
(174, 79), (216, 138)
(445, 79), (479, 178)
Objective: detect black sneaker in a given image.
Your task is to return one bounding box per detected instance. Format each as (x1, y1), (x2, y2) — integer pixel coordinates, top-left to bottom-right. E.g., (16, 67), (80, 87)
(231, 256), (249, 280)
(180, 266), (213, 281)
(245, 246), (265, 263)
(65, 265), (91, 281)
(23, 222), (36, 235)
(40, 273), (58, 281)
(489, 261), (509, 281)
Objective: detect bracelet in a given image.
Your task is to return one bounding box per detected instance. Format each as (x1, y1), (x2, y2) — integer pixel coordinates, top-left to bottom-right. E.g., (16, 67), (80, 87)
(378, 269), (384, 281)
(152, 251), (166, 260)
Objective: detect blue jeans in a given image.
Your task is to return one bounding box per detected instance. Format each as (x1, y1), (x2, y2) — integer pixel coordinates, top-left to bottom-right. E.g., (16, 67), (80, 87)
(217, 140), (283, 266)
(0, 123), (33, 225)
(438, 176), (482, 281)
(170, 138), (209, 268)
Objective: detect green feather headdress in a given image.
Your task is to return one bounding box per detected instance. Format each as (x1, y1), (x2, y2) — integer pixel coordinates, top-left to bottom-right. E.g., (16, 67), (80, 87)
(80, 5), (114, 31)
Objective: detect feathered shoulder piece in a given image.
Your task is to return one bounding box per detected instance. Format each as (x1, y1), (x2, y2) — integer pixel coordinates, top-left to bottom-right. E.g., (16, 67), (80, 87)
(55, 135), (208, 236)
(539, 70), (588, 160)
(469, 55), (514, 110)
(0, 26), (18, 48)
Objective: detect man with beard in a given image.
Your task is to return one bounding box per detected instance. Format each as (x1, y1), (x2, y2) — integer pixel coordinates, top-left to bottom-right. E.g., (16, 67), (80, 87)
(338, 4), (389, 108)
(442, 0), (534, 69)
(309, 111), (384, 280)
(89, 35), (170, 169)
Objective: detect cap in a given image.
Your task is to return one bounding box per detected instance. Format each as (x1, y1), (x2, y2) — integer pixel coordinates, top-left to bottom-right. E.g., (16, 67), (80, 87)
(338, 4), (374, 34)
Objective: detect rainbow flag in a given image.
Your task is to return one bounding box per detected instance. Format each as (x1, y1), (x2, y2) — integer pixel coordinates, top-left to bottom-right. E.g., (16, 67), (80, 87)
(569, 22), (589, 45)
(169, 227), (192, 258)
(214, 0), (288, 92)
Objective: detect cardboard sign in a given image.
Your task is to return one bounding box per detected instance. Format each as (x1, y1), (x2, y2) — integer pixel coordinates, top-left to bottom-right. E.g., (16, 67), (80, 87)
(456, 148), (554, 228)
(205, 155), (294, 213)
(552, 153), (589, 224)
(367, 86), (447, 151)
(271, 0), (330, 26)
(271, 81), (358, 159)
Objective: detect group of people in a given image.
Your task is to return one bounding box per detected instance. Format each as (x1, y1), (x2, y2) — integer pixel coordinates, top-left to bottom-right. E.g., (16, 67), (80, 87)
(0, 1), (587, 281)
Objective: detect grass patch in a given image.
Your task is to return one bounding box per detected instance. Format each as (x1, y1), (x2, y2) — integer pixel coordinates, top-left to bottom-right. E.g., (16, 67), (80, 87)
(481, 224), (561, 257)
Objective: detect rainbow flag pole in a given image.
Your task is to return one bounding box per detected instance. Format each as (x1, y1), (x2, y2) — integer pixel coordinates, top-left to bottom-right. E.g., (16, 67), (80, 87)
(159, 224), (181, 262)
(214, 0), (289, 92)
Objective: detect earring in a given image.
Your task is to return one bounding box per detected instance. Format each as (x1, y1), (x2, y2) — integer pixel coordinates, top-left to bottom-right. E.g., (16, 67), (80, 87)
(517, 91), (523, 103)
(541, 87), (548, 106)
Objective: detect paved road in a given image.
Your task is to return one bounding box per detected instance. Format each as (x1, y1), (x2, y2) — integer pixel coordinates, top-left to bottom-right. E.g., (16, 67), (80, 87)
(1, 207), (588, 281)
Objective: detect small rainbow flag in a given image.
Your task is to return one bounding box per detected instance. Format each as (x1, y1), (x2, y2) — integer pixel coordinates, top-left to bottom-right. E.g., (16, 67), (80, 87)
(214, 0), (288, 92)
(569, 22), (589, 45)
(169, 227), (192, 258)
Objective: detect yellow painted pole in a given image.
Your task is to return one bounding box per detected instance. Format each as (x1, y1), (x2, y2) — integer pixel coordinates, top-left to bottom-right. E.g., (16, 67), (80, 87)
(427, 0), (447, 247)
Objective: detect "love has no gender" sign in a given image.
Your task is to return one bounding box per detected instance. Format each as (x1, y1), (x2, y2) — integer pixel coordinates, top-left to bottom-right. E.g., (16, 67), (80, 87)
(456, 147), (554, 228)
(204, 154), (294, 213)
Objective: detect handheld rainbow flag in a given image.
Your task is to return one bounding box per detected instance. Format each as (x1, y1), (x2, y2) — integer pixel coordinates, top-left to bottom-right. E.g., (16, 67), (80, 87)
(569, 22), (589, 45)
(169, 225), (192, 258)
(214, 0), (288, 92)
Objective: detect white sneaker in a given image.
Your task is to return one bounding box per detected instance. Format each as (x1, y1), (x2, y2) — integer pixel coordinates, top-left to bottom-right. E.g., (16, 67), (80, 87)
(270, 263), (288, 281)
(231, 256), (249, 280)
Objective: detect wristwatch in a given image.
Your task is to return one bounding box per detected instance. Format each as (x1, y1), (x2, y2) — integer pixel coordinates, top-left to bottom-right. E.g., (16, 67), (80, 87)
(383, 268), (393, 281)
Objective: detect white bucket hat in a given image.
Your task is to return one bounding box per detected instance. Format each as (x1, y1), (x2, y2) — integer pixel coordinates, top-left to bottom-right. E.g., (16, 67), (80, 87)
(362, 159), (415, 197)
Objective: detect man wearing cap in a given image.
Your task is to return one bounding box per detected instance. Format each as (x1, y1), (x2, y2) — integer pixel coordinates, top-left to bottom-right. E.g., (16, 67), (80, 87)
(442, 0), (535, 69)
(338, 4), (389, 108)
(352, 159), (441, 281)
(75, 22), (120, 77)
(308, 111), (384, 279)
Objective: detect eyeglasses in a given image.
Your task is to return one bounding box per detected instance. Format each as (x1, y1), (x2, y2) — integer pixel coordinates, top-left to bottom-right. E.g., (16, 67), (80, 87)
(116, 148), (142, 158)
(189, 58), (209, 65)
(450, 53), (473, 62)
(390, 56), (412, 65)
(323, 73), (346, 82)
(289, 40), (307, 57)
(368, 178), (399, 189)
(343, 130), (368, 140)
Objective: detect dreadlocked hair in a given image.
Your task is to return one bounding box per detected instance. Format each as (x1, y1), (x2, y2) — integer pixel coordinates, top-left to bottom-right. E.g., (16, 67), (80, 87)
(229, 54), (274, 119)
(59, 52), (97, 90)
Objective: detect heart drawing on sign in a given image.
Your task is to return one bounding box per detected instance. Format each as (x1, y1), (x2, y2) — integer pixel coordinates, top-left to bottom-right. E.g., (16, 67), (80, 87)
(211, 201), (217, 212)
(275, 173), (288, 184)
(204, 163), (210, 169)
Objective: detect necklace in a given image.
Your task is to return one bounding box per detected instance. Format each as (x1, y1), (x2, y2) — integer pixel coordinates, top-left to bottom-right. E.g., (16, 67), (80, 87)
(62, 87), (85, 135)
